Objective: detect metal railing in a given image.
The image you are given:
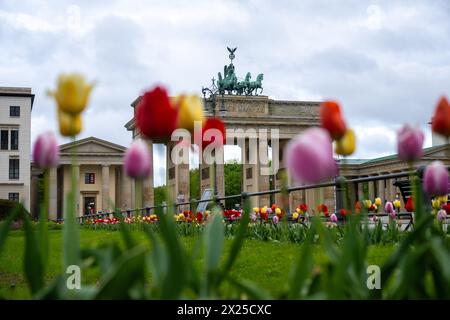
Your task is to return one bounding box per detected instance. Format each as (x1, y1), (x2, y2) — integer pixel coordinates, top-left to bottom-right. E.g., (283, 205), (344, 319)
(75, 169), (437, 229)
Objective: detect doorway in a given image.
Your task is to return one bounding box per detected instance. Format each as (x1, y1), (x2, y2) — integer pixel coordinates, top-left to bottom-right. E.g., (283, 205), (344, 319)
(84, 196), (96, 215)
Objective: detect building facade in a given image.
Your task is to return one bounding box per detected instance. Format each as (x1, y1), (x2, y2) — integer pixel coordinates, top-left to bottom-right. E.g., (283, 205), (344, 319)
(0, 87), (34, 211)
(30, 137), (133, 219)
(124, 92), (450, 213)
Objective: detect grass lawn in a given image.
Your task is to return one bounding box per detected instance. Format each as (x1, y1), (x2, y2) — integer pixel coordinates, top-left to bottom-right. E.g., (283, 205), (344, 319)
(0, 229), (395, 299)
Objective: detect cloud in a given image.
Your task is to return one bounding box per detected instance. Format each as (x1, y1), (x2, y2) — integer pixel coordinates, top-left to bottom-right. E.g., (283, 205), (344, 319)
(1, 0), (449, 187)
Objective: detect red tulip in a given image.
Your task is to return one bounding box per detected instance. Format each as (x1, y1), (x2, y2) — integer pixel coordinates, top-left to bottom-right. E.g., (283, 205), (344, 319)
(318, 204), (329, 216)
(135, 86), (178, 143)
(320, 100), (347, 140)
(299, 204), (308, 212)
(443, 203), (450, 215)
(196, 212), (203, 223)
(405, 197), (414, 212)
(355, 201), (361, 214)
(201, 118), (226, 151)
(431, 96), (450, 138)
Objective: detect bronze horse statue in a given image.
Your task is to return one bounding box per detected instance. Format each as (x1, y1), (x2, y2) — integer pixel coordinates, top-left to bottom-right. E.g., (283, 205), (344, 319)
(246, 73), (264, 95)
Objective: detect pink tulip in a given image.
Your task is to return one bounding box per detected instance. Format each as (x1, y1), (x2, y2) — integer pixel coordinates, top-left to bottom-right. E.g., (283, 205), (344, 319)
(250, 213), (257, 222)
(423, 161), (449, 196)
(330, 213), (338, 223)
(285, 128), (337, 184)
(384, 201), (394, 214)
(389, 210), (397, 220)
(32, 132), (59, 169)
(397, 124), (424, 162)
(272, 215), (279, 224)
(437, 209), (447, 222)
(124, 140), (152, 179)
(266, 207), (272, 214)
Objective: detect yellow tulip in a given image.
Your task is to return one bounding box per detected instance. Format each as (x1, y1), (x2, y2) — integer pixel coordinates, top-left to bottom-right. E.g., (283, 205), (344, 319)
(58, 109), (82, 137)
(432, 199), (441, 209)
(48, 73), (94, 115)
(438, 195), (448, 203)
(296, 208), (301, 214)
(275, 207), (281, 215)
(261, 206), (267, 214)
(173, 95), (204, 132)
(335, 128), (356, 156)
(364, 200), (372, 208)
(374, 197), (382, 206)
(253, 207), (259, 213)
(292, 212), (299, 220)
(393, 199), (401, 208)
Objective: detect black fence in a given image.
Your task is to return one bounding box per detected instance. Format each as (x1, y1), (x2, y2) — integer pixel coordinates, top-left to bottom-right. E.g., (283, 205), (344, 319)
(74, 168), (440, 230)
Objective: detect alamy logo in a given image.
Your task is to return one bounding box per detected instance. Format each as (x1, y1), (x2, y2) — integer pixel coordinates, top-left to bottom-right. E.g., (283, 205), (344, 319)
(66, 265), (81, 290)
(366, 265), (381, 290)
(170, 121), (280, 175)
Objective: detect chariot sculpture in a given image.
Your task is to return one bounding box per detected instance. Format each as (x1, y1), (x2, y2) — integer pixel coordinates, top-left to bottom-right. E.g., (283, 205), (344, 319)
(203, 47), (264, 96)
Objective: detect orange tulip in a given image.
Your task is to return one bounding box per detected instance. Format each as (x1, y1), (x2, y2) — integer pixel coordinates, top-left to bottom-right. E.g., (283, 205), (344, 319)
(431, 96), (450, 138)
(320, 100), (347, 140)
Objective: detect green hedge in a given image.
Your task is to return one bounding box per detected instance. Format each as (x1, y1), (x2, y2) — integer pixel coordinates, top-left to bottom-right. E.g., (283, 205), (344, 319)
(0, 199), (29, 221)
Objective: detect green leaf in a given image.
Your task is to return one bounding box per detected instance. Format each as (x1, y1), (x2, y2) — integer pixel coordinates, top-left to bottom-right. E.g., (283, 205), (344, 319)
(63, 164), (80, 269)
(157, 207), (187, 299)
(222, 197), (250, 274)
(38, 169), (50, 270)
(0, 204), (21, 254)
(205, 209), (224, 273)
(95, 245), (147, 299)
(227, 276), (272, 300)
(22, 212), (44, 294)
(287, 218), (316, 299)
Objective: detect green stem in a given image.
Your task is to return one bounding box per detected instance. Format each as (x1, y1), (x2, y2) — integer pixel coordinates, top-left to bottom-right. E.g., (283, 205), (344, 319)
(38, 168), (49, 269)
(64, 135), (80, 270)
(409, 162), (423, 225)
(135, 178), (143, 215)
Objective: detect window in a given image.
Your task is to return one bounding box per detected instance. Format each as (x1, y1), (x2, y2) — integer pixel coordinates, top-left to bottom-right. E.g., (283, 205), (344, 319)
(85, 173), (95, 184)
(10, 130), (18, 150)
(9, 158), (19, 179)
(8, 193), (19, 202)
(1, 130), (8, 150)
(9, 106), (20, 117)
(201, 167), (209, 180)
(168, 167), (175, 180)
(246, 167), (253, 179)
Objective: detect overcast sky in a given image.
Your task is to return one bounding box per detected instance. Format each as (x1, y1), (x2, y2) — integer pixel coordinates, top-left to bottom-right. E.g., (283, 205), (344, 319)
(1, 0), (449, 186)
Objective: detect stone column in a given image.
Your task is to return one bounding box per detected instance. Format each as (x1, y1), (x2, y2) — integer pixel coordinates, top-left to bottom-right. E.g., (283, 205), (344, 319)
(358, 178), (365, 201)
(49, 166), (58, 220)
(143, 140), (154, 207)
(273, 139), (286, 206)
(102, 164), (110, 212)
(242, 137), (257, 208)
(166, 141), (190, 210)
(368, 178), (375, 200)
(73, 164), (81, 217)
(378, 179), (385, 204)
(120, 166), (132, 210)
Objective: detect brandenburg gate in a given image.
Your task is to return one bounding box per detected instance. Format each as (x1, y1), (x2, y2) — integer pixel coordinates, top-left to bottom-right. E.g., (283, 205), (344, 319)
(125, 48), (330, 210)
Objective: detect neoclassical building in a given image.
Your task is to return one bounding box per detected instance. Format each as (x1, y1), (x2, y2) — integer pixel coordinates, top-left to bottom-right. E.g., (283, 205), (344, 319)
(0, 87), (34, 211)
(30, 137), (133, 219)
